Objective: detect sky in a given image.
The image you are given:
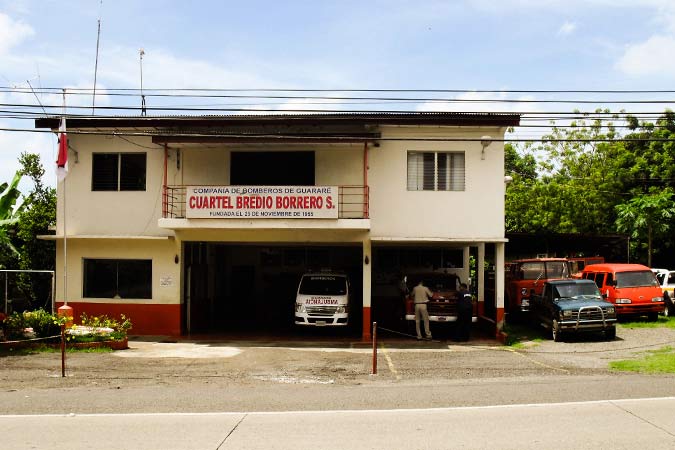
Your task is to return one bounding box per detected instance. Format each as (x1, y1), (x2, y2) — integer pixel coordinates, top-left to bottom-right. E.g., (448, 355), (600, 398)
(2, 0), (675, 191)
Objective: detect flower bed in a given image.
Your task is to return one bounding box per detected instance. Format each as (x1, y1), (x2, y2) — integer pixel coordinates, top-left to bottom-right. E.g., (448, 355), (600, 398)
(1, 310), (132, 351)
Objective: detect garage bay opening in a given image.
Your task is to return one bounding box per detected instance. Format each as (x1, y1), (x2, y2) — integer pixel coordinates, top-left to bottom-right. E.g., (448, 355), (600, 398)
(182, 243), (362, 338)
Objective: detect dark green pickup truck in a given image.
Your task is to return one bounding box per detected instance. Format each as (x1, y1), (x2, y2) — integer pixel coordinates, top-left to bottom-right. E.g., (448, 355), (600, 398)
(530, 279), (617, 341)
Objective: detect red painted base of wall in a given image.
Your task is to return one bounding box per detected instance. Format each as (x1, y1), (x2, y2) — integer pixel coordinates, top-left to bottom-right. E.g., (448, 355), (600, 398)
(55, 302), (182, 336)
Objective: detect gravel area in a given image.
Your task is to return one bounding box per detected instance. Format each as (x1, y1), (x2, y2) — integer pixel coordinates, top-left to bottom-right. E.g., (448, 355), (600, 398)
(2, 324), (675, 388)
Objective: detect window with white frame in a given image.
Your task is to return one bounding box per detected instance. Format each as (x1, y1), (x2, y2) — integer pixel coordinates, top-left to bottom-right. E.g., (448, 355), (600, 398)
(92, 153), (147, 191)
(407, 151), (465, 191)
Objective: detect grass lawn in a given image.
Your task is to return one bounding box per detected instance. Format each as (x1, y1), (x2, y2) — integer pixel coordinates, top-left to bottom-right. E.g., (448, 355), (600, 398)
(610, 346), (675, 374)
(610, 315), (675, 373)
(502, 322), (546, 347)
(0, 344), (113, 356)
(618, 316), (675, 329)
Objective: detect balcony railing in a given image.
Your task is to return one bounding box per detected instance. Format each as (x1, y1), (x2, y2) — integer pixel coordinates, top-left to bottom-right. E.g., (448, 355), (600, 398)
(162, 185), (369, 219)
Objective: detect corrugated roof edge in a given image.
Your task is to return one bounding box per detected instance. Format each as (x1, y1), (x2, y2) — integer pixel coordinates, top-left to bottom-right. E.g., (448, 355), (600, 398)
(35, 112), (520, 129)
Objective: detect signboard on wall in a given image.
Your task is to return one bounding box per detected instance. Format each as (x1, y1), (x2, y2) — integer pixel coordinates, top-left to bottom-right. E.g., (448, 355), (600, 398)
(186, 186), (339, 219)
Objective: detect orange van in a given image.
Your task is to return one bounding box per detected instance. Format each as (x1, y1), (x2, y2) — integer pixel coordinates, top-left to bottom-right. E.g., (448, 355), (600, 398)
(581, 263), (664, 320)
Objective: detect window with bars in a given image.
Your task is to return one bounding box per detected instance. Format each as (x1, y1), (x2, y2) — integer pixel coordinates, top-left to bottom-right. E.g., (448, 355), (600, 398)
(92, 153), (147, 191)
(407, 151), (465, 191)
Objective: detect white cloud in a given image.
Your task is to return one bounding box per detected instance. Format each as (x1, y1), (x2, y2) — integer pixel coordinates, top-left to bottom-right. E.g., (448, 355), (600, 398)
(558, 21), (577, 36)
(616, 35), (675, 75)
(0, 123), (55, 192)
(415, 91), (541, 114)
(0, 12), (34, 55)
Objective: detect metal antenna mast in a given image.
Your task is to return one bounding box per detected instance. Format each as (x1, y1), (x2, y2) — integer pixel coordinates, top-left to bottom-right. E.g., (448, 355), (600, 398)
(140, 48), (146, 116)
(92, 0), (103, 114)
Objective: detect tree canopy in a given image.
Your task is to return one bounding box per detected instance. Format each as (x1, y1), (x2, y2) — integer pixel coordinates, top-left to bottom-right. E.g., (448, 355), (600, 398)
(505, 109), (675, 266)
(0, 153), (56, 310)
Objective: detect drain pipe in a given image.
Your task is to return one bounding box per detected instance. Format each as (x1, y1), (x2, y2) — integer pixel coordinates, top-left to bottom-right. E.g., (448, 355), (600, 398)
(363, 142), (369, 218)
(163, 144), (168, 217)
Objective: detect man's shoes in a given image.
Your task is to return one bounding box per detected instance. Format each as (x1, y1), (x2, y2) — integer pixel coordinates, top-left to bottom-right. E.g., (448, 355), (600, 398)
(416, 336), (422, 340)
(426, 335), (432, 340)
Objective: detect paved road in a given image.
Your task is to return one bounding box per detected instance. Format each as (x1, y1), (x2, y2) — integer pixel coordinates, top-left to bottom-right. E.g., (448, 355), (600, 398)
(3, 328), (675, 448)
(2, 397), (675, 450)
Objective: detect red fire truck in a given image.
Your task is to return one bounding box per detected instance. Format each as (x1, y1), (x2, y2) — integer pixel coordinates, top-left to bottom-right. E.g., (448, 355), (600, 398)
(505, 258), (571, 318)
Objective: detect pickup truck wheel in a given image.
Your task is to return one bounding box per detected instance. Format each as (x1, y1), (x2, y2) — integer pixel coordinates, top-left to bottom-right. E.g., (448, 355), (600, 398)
(551, 319), (563, 342)
(666, 306), (671, 317)
(604, 327), (616, 340)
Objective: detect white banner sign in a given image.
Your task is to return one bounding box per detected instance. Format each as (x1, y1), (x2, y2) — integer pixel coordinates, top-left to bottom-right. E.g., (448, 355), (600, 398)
(186, 186), (339, 219)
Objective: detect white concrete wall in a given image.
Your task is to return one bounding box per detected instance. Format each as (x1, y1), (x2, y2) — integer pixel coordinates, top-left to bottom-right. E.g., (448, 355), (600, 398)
(56, 135), (170, 237)
(55, 238), (180, 305)
(59, 130), (504, 242)
(368, 126), (506, 240)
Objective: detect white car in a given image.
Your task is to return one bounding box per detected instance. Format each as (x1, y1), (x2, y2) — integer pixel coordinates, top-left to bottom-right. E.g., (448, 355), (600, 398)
(651, 268), (675, 316)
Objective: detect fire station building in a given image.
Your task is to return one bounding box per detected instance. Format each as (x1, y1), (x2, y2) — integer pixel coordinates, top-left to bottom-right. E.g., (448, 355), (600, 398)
(36, 112), (519, 340)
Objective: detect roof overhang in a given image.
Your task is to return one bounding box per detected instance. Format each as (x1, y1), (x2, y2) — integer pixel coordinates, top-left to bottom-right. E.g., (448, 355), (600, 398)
(35, 113), (519, 145)
(35, 112), (521, 130)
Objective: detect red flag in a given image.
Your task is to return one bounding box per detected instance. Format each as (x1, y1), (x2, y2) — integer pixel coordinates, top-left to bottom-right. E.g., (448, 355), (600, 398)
(56, 117), (68, 181)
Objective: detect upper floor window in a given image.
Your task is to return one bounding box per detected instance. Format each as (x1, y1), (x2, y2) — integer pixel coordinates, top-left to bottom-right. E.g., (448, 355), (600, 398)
(407, 151), (465, 191)
(92, 153), (147, 191)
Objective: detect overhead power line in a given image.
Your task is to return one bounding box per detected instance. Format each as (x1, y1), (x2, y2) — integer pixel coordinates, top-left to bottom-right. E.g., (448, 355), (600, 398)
(3, 126), (675, 143)
(3, 102), (675, 115)
(4, 89), (675, 104)
(6, 86), (675, 94)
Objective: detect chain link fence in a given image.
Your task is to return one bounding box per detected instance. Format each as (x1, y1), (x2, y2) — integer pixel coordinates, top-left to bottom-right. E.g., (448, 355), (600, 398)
(1, 269), (55, 315)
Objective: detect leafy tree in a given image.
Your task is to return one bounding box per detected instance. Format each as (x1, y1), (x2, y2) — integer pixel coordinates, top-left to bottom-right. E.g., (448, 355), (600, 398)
(0, 172), (26, 259)
(505, 109), (675, 266)
(15, 153), (57, 309)
(16, 152), (56, 272)
(504, 143), (536, 180)
(506, 110), (624, 234)
(615, 188), (675, 267)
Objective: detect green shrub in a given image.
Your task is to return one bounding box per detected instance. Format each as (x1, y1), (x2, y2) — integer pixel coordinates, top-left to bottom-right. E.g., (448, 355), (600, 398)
(66, 313), (133, 343)
(3, 309), (60, 340)
(79, 312), (132, 337)
(23, 309), (60, 337)
(3, 311), (28, 339)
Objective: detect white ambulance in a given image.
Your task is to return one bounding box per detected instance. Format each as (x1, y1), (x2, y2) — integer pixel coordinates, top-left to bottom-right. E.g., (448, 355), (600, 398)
(294, 272), (350, 326)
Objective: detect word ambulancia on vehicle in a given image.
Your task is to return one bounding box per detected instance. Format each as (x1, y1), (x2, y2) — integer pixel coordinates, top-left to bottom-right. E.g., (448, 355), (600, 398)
(295, 272), (350, 326)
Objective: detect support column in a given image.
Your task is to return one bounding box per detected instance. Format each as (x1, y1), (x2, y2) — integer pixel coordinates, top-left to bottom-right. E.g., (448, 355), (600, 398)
(463, 246), (471, 284)
(495, 242), (506, 334)
(362, 238), (372, 341)
(477, 243), (485, 316)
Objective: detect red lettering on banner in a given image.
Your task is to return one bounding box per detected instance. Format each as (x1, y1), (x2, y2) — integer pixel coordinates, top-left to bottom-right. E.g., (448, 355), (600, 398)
(274, 195), (330, 210)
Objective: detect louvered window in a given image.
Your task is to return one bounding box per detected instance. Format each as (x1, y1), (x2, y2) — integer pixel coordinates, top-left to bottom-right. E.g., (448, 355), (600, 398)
(407, 151), (465, 191)
(92, 153), (146, 191)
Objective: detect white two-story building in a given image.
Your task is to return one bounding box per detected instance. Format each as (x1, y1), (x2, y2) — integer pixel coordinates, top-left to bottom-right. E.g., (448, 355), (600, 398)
(37, 112), (519, 340)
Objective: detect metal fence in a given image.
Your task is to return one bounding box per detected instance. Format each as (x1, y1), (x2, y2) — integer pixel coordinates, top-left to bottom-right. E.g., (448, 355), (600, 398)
(163, 185), (370, 219)
(1, 270), (56, 315)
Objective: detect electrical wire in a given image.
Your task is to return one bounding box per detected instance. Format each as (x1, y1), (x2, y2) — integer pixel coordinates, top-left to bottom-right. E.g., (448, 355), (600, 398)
(2, 126), (675, 143)
(7, 86), (675, 93)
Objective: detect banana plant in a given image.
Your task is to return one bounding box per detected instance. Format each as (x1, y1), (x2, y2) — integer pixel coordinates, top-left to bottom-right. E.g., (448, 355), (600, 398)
(0, 172), (26, 255)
